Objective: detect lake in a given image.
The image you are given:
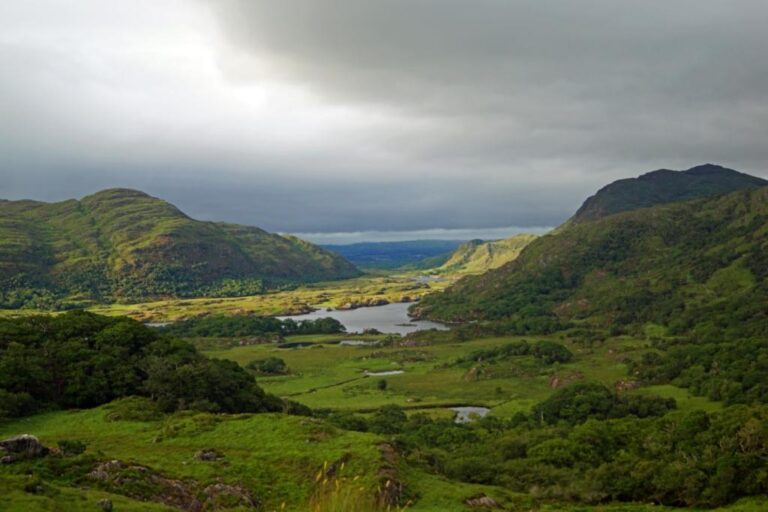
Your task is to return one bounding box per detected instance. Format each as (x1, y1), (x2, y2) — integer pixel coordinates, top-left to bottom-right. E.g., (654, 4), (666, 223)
(278, 302), (447, 335)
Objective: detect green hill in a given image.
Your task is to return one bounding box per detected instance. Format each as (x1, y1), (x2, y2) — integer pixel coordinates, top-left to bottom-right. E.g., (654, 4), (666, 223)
(434, 234), (538, 275)
(571, 163), (767, 223)
(415, 174), (768, 338)
(0, 189), (359, 307)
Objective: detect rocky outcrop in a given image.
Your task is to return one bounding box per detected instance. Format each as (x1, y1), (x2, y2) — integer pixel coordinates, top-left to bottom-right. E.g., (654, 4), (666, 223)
(548, 371), (584, 389)
(464, 493), (502, 508)
(89, 459), (257, 510)
(0, 434), (49, 463)
(97, 498), (113, 511)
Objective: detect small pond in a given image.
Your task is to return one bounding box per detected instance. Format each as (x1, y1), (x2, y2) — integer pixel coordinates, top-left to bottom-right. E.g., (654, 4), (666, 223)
(363, 370), (405, 376)
(452, 406), (491, 424)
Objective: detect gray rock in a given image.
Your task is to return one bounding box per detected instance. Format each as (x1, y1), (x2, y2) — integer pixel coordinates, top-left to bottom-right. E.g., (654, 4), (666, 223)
(0, 434), (49, 462)
(464, 493), (501, 508)
(97, 498), (113, 511)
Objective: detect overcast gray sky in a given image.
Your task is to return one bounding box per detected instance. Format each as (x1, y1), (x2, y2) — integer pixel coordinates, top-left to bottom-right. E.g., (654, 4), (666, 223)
(2, 1), (767, 240)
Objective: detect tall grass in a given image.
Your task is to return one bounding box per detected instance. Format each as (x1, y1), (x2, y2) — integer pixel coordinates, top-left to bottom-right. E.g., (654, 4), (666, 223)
(308, 462), (411, 512)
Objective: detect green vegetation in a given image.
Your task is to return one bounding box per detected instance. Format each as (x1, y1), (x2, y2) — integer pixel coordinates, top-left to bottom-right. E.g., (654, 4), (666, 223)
(531, 382), (676, 425)
(245, 356), (289, 375)
(0, 312), (298, 420)
(434, 234), (538, 275)
(0, 407), (383, 511)
(630, 336), (768, 405)
(3, 166), (768, 510)
(392, 404), (768, 508)
(158, 314), (345, 338)
(0, 188), (359, 308)
(417, 186), (768, 341)
(78, 272), (446, 323)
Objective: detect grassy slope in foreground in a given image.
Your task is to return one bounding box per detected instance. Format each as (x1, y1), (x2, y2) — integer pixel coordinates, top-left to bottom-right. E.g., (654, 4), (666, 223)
(0, 188), (359, 307)
(416, 186), (768, 334)
(3, 404), (765, 511)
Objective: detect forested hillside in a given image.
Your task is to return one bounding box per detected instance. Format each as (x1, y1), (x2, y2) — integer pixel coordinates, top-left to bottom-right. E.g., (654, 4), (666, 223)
(416, 178), (768, 339)
(0, 189), (359, 308)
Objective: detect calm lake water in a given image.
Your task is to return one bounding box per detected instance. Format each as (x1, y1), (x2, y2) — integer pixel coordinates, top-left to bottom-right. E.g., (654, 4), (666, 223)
(278, 302), (447, 335)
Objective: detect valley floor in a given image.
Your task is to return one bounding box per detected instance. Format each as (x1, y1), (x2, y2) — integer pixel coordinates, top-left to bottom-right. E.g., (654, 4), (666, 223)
(0, 273), (765, 510)
(1, 325), (749, 511)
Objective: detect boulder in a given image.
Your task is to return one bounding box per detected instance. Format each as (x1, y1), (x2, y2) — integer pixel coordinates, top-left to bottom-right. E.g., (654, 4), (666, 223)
(203, 483), (257, 508)
(0, 434), (49, 463)
(464, 493), (501, 508)
(97, 498), (113, 511)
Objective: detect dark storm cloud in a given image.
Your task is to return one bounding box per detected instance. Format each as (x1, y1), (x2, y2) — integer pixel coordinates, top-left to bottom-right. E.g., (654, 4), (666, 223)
(2, 1), (767, 239)
(209, 0), (768, 167)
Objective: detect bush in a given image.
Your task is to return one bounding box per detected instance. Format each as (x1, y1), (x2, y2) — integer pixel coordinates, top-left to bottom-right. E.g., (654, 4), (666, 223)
(532, 341), (573, 364)
(369, 405), (407, 435)
(532, 383), (675, 425)
(246, 357), (288, 375)
(0, 312), (293, 419)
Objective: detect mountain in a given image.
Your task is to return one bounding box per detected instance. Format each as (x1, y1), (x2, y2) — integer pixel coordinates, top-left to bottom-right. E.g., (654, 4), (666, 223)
(322, 240), (463, 269)
(0, 189), (359, 307)
(571, 163), (767, 223)
(434, 234), (538, 274)
(415, 169), (768, 338)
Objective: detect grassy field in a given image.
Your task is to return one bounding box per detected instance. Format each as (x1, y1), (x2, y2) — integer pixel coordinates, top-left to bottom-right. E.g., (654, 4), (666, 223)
(202, 333), (719, 418)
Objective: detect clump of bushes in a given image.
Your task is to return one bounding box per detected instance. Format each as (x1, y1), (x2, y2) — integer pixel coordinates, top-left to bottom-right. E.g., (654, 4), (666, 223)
(246, 357), (288, 375)
(455, 340), (572, 365)
(0, 311), (297, 419)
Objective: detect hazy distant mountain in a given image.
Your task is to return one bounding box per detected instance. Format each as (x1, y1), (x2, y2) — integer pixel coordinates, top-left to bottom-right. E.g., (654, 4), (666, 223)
(571, 164), (767, 223)
(322, 240), (463, 269)
(0, 188), (359, 307)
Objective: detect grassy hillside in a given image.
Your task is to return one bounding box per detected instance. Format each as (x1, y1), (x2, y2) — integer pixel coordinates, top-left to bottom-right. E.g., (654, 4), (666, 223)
(0, 189), (359, 307)
(572, 164), (767, 223)
(415, 186), (768, 339)
(434, 234), (538, 275)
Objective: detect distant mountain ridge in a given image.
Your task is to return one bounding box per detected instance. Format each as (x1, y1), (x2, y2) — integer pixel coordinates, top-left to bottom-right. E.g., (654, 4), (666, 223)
(435, 234), (538, 274)
(0, 188), (359, 308)
(322, 240), (463, 269)
(571, 164), (767, 223)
